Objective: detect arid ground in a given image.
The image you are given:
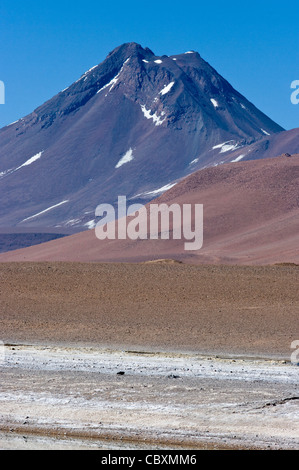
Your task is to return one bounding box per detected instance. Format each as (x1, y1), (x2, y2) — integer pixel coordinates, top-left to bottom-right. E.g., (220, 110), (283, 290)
(0, 262), (298, 449)
(0, 262), (298, 355)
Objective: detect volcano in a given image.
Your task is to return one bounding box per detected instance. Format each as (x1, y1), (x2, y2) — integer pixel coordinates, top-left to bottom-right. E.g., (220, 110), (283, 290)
(0, 42), (284, 238)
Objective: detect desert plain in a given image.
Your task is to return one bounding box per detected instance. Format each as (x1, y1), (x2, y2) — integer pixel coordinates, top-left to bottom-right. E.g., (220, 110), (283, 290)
(0, 261), (298, 450)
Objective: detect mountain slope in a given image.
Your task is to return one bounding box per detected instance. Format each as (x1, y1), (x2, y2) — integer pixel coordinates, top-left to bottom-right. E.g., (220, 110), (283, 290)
(219, 126), (299, 164)
(0, 42), (284, 231)
(1, 154), (299, 265)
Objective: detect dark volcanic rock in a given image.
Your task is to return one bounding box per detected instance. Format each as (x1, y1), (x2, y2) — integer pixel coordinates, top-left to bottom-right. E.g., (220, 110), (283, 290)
(0, 232), (67, 253)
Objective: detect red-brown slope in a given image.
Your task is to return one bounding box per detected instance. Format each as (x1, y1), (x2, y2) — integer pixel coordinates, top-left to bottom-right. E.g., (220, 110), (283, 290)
(1, 155), (299, 265)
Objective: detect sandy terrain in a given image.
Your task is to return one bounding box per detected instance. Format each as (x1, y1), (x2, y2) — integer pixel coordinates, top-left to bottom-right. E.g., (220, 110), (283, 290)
(0, 262), (298, 449)
(0, 262), (298, 356)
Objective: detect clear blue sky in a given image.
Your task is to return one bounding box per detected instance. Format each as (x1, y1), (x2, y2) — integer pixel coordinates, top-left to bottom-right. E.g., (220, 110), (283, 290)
(0, 0), (298, 130)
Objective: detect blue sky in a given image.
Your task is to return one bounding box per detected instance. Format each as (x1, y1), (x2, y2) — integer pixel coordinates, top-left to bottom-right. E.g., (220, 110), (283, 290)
(0, 0), (298, 130)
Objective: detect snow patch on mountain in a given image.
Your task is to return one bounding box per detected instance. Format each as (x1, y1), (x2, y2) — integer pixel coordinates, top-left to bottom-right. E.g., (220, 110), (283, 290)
(97, 58), (130, 96)
(0, 169), (13, 178)
(6, 119), (21, 127)
(132, 182), (178, 200)
(231, 154), (246, 162)
(15, 151), (44, 171)
(97, 74), (119, 95)
(210, 99), (219, 108)
(75, 65), (98, 84)
(143, 182), (177, 196)
(84, 219), (96, 229)
(85, 65), (97, 74)
(0, 151), (44, 179)
(115, 148), (134, 168)
(140, 105), (166, 126)
(213, 141), (241, 153)
(64, 218), (82, 227)
(21, 200), (69, 223)
(159, 82), (175, 96)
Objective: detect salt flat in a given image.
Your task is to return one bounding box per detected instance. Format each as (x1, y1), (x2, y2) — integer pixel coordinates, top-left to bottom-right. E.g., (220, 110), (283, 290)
(0, 344), (298, 450)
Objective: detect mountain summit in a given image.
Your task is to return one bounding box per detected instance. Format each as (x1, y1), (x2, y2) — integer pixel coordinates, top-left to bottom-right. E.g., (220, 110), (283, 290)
(0, 42), (284, 231)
